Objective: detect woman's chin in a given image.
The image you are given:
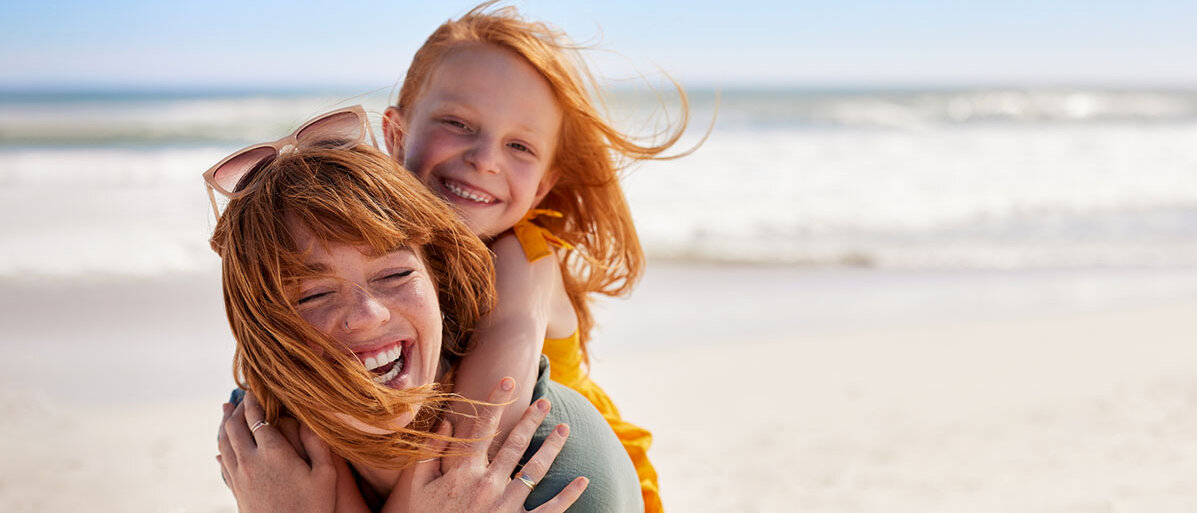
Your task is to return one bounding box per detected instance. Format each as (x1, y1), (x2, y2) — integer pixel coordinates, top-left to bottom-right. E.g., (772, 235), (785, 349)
(336, 409), (416, 435)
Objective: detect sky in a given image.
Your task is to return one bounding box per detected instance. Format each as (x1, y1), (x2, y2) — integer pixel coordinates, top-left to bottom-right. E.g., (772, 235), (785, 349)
(2, 0), (1196, 90)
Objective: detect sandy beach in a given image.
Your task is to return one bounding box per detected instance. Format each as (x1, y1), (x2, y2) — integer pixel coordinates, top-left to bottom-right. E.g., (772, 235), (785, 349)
(2, 263), (1195, 513)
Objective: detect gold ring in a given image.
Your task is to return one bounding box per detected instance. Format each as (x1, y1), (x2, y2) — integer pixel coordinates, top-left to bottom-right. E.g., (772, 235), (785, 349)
(250, 419), (270, 434)
(516, 473), (536, 491)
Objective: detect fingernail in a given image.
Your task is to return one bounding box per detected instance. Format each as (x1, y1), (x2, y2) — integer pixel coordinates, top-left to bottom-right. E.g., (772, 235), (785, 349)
(536, 399), (550, 412)
(555, 423), (568, 436)
(222, 403), (232, 414)
(501, 378), (514, 391)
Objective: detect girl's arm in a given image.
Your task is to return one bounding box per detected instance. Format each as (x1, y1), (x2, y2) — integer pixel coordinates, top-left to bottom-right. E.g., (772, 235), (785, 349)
(219, 392), (369, 513)
(450, 232), (572, 452)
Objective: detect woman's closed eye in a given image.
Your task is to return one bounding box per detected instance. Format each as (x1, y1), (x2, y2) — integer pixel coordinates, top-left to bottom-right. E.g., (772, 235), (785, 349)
(297, 289), (333, 305)
(376, 269), (415, 284)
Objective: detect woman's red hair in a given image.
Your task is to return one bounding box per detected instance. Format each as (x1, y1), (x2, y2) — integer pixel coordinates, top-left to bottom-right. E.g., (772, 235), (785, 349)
(211, 145), (496, 469)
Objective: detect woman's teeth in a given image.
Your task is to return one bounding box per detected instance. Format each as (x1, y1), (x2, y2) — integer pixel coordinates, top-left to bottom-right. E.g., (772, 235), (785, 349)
(372, 355), (404, 384)
(364, 345), (402, 371)
(443, 179), (496, 204)
(363, 345), (405, 384)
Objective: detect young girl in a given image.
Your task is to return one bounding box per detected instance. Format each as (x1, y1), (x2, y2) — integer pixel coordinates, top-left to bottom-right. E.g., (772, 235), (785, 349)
(382, 5), (693, 512)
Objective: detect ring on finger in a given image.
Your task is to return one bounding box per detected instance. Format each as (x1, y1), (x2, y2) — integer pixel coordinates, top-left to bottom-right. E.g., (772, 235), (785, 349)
(516, 473), (536, 491)
(250, 419), (270, 434)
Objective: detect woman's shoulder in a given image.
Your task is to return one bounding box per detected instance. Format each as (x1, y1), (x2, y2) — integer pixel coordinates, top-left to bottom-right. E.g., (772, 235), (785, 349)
(522, 356), (644, 512)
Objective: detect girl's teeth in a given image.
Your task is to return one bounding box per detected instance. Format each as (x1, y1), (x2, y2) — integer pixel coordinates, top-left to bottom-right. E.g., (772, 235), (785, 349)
(444, 180), (495, 203)
(364, 356), (379, 370)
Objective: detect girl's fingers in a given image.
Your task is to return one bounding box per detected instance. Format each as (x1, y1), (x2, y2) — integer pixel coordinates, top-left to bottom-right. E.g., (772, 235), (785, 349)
(242, 391), (284, 449)
(224, 398), (255, 459)
(217, 402), (238, 472)
(528, 476), (589, 513)
(216, 454), (232, 490)
(274, 416), (308, 460)
(506, 423), (570, 501)
(411, 419), (452, 486)
(332, 451), (371, 513)
(490, 398), (551, 476)
(298, 422), (332, 475)
(465, 377), (515, 454)
(218, 410), (239, 473)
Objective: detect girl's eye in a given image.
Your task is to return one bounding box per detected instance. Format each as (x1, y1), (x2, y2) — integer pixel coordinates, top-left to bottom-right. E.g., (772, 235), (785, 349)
(508, 142), (534, 155)
(442, 118), (470, 131)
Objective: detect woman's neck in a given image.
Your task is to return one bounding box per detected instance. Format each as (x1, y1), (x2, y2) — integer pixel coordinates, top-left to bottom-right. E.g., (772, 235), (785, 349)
(351, 366), (456, 508)
(351, 462), (403, 510)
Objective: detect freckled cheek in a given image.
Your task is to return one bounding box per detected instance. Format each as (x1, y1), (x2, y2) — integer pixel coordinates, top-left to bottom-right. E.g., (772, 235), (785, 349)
(297, 308), (341, 353)
(408, 132), (460, 176)
(400, 285), (443, 373)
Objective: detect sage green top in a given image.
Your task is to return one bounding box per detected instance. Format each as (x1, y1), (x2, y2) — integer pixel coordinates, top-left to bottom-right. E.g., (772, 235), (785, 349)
(521, 356), (644, 512)
(226, 356), (643, 511)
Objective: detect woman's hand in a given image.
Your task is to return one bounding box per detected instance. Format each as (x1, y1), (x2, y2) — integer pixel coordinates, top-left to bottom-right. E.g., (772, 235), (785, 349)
(384, 378), (589, 513)
(218, 392), (368, 513)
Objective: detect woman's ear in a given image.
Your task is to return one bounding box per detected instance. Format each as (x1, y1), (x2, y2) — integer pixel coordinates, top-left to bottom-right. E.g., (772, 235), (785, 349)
(382, 106), (406, 161)
(534, 168), (560, 205)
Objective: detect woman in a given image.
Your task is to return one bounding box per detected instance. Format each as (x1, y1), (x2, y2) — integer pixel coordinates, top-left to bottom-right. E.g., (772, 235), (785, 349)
(207, 106), (643, 512)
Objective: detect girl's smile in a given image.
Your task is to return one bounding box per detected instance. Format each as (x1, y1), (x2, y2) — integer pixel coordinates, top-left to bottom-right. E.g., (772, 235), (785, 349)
(386, 44), (563, 238)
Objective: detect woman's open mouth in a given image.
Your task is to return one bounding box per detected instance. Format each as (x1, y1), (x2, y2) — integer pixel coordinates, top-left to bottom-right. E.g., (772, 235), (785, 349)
(360, 342), (407, 385)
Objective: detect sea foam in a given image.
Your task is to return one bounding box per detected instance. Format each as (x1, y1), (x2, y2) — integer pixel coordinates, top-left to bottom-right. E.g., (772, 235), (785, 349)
(3, 88), (1196, 278)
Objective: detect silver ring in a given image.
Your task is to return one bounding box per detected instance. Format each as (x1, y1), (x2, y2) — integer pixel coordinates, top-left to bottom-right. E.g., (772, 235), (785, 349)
(516, 473), (536, 491)
(250, 419), (269, 434)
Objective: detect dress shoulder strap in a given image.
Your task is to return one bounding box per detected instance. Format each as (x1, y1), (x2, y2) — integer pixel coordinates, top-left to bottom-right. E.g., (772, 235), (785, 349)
(511, 209), (575, 263)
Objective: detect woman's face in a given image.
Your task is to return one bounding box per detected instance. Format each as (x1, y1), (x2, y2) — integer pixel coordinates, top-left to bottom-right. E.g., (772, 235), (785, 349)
(287, 217), (443, 422)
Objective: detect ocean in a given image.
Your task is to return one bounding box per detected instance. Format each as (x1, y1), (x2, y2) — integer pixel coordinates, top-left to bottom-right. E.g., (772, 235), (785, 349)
(2, 87), (1195, 279)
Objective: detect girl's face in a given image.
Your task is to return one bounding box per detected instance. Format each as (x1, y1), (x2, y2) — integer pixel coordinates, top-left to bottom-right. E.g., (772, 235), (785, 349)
(287, 218), (443, 426)
(386, 45), (563, 239)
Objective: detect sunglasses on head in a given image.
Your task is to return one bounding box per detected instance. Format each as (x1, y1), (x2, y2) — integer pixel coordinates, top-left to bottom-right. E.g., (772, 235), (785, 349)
(202, 105), (379, 218)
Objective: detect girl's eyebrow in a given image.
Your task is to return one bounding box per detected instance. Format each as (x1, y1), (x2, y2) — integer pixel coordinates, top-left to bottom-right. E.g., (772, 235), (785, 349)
(427, 97), (474, 114)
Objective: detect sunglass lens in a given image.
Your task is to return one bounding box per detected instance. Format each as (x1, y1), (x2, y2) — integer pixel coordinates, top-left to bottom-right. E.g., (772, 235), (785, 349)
(297, 111), (363, 150)
(212, 146), (277, 194)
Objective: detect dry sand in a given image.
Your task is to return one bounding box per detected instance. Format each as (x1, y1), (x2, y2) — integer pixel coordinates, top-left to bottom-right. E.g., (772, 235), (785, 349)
(2, 264), (1195, 513)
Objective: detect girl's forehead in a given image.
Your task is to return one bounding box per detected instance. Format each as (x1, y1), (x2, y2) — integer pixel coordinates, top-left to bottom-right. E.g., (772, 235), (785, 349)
(425, 45), (544, 95)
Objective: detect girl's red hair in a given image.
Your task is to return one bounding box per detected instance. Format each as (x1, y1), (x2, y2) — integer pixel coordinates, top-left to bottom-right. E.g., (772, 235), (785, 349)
(393, 2), (693, 363)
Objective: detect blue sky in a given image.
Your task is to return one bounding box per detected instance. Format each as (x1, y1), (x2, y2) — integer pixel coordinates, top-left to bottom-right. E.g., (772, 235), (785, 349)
(2, 0), (1195, 89)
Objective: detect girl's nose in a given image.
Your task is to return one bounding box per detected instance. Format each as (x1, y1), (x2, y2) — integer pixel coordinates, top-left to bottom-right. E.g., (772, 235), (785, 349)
(464, 139), (501, 175)
(342, 288), (390, 333)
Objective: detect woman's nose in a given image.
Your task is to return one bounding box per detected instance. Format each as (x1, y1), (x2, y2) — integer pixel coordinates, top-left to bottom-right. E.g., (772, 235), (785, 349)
(342, 288), (390, 333)
(464, 138), (501, 175)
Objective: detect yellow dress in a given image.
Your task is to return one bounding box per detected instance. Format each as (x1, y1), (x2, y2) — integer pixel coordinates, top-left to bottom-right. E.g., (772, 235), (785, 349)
(513, 210), (663, 513)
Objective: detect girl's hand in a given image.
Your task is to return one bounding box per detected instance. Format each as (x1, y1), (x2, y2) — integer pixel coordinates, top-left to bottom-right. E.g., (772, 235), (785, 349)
(383, 378), (588, 513)
(217, 392), (347, 513)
